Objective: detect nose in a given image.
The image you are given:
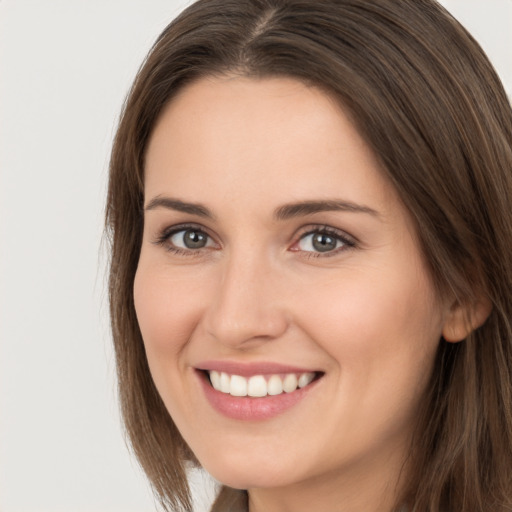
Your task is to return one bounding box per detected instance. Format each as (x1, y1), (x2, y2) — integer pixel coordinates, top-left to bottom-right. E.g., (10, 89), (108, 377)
(202, 250), (289, 349)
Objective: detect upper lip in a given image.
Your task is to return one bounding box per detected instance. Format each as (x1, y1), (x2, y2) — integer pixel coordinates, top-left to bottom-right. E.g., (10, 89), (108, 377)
(195, 360), (320, 377)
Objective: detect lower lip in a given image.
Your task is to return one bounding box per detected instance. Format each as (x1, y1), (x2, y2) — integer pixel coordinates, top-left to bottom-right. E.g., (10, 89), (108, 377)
(197, 371), (320, 421)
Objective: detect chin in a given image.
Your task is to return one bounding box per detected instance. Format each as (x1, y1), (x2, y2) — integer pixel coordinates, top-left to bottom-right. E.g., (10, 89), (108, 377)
(199, 451), (300, 490)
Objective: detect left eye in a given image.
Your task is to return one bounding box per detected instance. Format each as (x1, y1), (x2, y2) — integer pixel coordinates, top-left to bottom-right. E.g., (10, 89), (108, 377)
(169, 228), (214, 250)
(297, 231), (348, 253)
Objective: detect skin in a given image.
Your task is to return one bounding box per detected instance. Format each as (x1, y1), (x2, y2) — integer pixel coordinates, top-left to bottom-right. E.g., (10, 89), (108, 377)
(134, 76), (463, 512)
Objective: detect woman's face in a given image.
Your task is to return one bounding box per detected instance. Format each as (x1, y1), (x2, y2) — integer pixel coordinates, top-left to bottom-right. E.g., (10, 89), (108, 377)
(135, 76), (451, 505)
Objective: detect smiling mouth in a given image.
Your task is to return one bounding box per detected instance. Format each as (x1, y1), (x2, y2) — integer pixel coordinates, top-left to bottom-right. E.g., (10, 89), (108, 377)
(204, 370), (323, 397)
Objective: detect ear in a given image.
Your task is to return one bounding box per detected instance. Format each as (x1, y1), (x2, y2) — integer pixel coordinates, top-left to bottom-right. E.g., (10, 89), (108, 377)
(442, 296), (492, 343)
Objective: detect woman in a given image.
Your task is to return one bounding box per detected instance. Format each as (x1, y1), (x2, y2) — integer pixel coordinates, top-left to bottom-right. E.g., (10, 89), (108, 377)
(106, 0), (512, 511)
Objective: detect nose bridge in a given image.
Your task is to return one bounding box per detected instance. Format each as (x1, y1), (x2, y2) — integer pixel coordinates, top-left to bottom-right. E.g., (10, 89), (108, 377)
(204, 245), (288, 347)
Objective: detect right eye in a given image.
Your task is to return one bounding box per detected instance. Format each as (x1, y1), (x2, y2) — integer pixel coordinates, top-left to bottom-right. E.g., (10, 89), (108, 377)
(167, 228), (216, 251)
(154, 225), (218, 255)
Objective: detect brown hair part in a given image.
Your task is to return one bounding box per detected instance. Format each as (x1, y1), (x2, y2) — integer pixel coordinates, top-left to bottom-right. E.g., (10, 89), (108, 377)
(106, 1), (512, 510)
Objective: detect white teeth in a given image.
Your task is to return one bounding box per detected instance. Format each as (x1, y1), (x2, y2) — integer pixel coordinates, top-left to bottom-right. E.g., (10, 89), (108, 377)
(267, 375), (283, 395)
(298, 372), (315, 388)
(220, 372), (231, 393)
(283, 373), (298, 393)
(208, 371), (316, 397)
(210, 370), (221, 390)
(247, 375), (267, 397)
(230, 375), (247, 396)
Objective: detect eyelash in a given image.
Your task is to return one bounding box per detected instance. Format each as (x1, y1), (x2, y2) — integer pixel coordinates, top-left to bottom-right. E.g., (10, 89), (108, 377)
(153, 223), (214, 257)
(293, 225), (356, 259)
(153, 223), (357, 258)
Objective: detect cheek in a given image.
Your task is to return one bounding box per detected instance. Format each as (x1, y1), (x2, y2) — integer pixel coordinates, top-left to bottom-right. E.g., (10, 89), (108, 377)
(290, 270), (443, 458)
(295, 266), (443, 381)
(133, 264), (205, 363)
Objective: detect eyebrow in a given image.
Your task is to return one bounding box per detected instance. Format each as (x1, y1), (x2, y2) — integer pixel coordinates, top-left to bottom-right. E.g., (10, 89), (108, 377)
(144, 196), (214, 219)
(144, 196), (379, 221)
(274, 200), (380, 221)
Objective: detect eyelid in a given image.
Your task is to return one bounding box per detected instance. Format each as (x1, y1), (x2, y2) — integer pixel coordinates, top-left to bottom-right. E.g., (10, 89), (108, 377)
(153, 222), (219, 254)
(290, 224), (357, 256)
(152, 222), (357, 257)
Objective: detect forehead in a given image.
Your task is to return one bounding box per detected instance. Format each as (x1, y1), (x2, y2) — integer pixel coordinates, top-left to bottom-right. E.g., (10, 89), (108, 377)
(144, 75), (399, 221)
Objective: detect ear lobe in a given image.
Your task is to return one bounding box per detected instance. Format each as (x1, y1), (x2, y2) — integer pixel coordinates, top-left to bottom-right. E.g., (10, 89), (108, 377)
(442, 296), (492, 343)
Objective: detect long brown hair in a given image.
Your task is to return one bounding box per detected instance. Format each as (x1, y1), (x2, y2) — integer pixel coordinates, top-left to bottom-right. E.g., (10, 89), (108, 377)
(106, 1), (512, 510)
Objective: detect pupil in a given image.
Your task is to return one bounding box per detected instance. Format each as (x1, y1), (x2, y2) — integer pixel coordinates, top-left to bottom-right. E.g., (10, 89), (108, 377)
(184, 230), (207, 249)
(312, 233), (336, 252)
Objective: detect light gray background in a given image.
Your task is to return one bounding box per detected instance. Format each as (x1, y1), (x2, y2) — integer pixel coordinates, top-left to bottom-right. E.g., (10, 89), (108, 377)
(1, 1), (511, 511)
